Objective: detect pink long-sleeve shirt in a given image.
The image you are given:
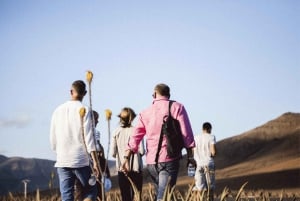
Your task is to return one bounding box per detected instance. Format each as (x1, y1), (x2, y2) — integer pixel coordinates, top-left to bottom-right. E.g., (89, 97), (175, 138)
(128, 97), (195, 164)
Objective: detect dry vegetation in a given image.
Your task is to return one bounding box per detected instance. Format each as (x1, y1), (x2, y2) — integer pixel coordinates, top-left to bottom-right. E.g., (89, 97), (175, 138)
(1, 182), (299, 201)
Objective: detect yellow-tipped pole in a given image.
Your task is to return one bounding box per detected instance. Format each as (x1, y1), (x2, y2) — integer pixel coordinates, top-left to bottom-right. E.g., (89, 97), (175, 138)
(86, 70), (93, 83)
(86, 71), (93, 106)
(79, 107), (86, 119)
(105, 109), (112, 121)
(103, 109), (112, 198)
(79, 107), (88, 158)
(85, 71), (105, 199)
(104, 109), (112, 161)
(79, 108), (93, 171)
(79, 107), (102, 184)
(85, 70), (95, 132)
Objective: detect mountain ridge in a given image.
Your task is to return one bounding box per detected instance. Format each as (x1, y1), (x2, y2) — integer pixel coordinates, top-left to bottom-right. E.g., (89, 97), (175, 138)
(1, 112), (299, 195)
(198, 112), (300, 192)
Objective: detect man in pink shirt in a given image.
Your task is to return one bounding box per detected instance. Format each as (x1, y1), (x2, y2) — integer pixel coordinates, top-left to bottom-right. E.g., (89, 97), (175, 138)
(121, 83), (195, 201)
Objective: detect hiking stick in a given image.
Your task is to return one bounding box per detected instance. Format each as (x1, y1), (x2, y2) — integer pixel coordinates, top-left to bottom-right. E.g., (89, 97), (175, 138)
(86, 71), (104, 199)
(103, 109), (112, 184)
(86, 71), (97, 147)
(79, 107), (101, 185)
(204, 166), (211, 200)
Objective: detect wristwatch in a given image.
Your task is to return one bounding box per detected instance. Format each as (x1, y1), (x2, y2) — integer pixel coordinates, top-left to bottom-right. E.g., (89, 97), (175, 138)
(124, 155), (130, 160)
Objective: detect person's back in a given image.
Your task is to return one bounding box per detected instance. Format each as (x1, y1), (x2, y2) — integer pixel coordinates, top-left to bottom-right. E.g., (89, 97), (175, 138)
(122, 83), (195, 201)
(193, 122), (216, 201)
(51, 100), (90, 167)
(132, 94), (195, 165)
(194, 132), (215, 167)
(50, 80), (100, 201)
(111, 107), (144, 201)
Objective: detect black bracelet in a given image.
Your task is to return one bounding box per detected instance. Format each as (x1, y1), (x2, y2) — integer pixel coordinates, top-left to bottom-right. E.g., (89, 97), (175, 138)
(124, 156), (130, 160)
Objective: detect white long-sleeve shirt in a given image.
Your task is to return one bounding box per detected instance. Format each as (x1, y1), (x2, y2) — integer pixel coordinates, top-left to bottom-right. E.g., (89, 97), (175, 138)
(50, 100), (96, 168)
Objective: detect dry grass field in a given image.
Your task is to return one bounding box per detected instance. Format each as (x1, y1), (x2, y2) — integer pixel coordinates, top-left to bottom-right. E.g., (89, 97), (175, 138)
(0, 181), (299, 201)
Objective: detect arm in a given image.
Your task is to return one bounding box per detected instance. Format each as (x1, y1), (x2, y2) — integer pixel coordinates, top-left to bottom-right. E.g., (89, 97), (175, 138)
(83, 109), (97, 153)
(110, 134), (117, 158)
(119, 149), (132, 175)
(210, 144), (216, 157)
(138, 139), (145, 156)
(121, 114), (146, 174)
(83, 110), (101, 177)
(49, 112), (56, 151)
(90, 151), (101, 178)
(127, 114), (146, 153)
(186, 147), (196, 167)
(174, 104), (196, 166)
(210, 135), (216, 157)
(175, 104), (195, 149)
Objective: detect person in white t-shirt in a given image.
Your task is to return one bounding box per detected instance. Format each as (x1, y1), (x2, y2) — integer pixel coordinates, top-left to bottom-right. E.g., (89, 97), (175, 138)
(193, 122), (216, 201)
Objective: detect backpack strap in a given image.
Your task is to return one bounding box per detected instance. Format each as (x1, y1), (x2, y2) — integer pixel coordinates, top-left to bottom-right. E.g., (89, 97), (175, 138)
(154, 100), (175, 165)
(168, 101), (175, 116)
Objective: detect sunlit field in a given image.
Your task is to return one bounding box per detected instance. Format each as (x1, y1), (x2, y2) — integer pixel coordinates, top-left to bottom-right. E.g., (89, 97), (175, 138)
(1, 182), (299, 201)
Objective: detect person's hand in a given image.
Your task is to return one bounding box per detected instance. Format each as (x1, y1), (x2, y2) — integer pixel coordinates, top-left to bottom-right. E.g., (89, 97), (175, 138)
(90, 151), (101, 178)
(186, 147), (196, 167)
(120, 159), (130, 176)
(93, 163), (100, 178)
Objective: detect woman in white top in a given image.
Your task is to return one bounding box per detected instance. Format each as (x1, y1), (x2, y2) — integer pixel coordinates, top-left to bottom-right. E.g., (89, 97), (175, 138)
(110, 107), (145, 201)
(193, 122), (216, 201)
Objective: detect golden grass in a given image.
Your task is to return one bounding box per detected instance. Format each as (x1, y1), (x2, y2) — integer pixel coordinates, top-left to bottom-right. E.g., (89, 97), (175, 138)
(0, 182), (299, 201)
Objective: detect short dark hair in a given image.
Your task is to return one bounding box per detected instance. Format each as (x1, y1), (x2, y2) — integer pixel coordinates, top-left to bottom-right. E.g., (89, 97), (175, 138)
(203, 122), (212, 133)
(154, 83), (170, 98)
(93, 110), (99, 120)
(72, 80), (87, 98)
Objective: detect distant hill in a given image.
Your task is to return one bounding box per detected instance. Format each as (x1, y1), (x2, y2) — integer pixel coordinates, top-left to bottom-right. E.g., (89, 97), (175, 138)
(0, 156), (56, 195)
(0, 155), (115, 195)
(176, 112), (300, 193)
(1, 112), (299, 195)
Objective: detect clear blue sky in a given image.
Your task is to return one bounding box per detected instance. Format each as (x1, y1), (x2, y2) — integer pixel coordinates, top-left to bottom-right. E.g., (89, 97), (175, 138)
(0, 1), (299, 161)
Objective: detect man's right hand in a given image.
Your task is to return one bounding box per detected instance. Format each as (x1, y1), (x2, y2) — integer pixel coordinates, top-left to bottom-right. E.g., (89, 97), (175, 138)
(186, 147), (196, 167)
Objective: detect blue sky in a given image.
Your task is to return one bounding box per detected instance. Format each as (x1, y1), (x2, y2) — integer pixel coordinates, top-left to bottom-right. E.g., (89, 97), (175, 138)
(0, 1), (299, 161)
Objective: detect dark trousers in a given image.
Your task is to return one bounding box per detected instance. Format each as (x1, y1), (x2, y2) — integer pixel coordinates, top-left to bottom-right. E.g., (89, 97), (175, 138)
(118, 171), (143, 201)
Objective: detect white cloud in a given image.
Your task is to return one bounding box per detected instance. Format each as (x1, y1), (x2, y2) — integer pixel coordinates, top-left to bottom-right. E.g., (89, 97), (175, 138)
(0, 115), (31, 128)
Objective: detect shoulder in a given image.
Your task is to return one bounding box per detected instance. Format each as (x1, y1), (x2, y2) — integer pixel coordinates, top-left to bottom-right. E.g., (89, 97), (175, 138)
(170, 100), (185, 111)
(139, 103), (157, 118)
(194, 134), (202, 141)
(52, 101), (68, 113)
(169, 100), (182, 106)
(58, 101), (85, 109)
(112, 127), (123, 137)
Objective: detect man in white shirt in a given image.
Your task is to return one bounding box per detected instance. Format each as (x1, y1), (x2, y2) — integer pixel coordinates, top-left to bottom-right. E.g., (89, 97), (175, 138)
(193, 122), (216, 201)
(50, 80), (100, 201)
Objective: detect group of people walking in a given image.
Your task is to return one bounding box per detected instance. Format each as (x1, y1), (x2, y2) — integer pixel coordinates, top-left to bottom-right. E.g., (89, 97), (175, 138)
(50, 80), (217, 201)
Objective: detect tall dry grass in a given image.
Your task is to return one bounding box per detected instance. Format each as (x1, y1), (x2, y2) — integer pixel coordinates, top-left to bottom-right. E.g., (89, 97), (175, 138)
(0, 182), (299, 201)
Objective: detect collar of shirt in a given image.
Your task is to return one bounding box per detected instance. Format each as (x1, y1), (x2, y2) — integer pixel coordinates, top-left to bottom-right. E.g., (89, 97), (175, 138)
(152, 97), (169, 104)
